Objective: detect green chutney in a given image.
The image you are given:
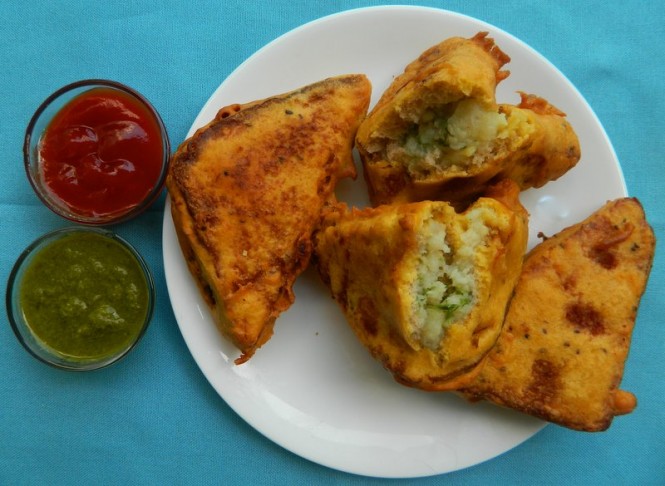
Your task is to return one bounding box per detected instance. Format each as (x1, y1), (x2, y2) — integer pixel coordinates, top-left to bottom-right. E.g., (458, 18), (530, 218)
(19, 231), (150, 360)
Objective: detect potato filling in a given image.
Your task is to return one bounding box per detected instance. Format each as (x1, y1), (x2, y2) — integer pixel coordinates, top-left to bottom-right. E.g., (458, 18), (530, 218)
(413, 208), (490, 349)
(385, 99), (510, 175)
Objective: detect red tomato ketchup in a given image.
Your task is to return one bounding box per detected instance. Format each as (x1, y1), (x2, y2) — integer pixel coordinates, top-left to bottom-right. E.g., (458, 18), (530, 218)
(38, 87), (166, 220)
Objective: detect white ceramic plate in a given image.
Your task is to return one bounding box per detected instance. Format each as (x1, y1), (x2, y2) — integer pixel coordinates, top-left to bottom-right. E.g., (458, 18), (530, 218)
(162, 6), (626, 478)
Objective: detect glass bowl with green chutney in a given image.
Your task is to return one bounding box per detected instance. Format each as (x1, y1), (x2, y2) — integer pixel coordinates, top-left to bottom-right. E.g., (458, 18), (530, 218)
(6, 227), (155, 371)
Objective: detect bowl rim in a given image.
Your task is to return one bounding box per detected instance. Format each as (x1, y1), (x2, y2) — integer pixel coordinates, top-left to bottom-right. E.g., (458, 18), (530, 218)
(23, 78), (171, 226)
(5, 226), (156, 371)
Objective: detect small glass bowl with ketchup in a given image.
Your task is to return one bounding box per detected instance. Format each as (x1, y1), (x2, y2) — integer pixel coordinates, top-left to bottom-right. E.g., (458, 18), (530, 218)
(24, 79), (170, 225)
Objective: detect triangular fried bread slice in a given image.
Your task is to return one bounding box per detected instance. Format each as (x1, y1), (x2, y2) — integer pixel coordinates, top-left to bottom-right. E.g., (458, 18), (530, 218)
(313, 180), (528, 390)
(167, 75), (372, 363)
(461, 198), (655, 431)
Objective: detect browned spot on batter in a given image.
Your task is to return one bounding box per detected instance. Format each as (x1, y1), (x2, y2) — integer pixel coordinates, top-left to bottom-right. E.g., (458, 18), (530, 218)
(357, 296), (378, 336)
(567, 145), (578, 158)
(586, 219), (633, 270)
(202, 283), (215, 307)
(525, 359), (560, 405)
(589, 246), (617, 270)
(392, 359), (407, 376)
(381, 172), (407, 199)
(217, 104), (242, 119)
(562, 275), (577, 291)
(566, 302), (605, 335)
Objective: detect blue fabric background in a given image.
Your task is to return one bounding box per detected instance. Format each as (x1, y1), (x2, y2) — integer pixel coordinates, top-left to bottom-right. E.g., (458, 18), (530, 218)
(1, 1), (663, 484)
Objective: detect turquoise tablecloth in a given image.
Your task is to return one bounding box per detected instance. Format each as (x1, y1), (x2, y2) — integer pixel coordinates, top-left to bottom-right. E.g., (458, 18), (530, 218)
(2, 1), (663, 484)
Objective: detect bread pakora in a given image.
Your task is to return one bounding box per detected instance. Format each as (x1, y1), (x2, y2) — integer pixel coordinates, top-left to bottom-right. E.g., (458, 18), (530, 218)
(313, 180), (528, 390)
(356, 33), (580, 208)
(167, 74), (372, 364)
(461, 198), (655, 431)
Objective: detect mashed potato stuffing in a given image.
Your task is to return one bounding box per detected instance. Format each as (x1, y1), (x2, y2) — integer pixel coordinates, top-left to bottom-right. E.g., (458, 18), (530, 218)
(385, 99), (530, 175)
(413, 207), (491, 349)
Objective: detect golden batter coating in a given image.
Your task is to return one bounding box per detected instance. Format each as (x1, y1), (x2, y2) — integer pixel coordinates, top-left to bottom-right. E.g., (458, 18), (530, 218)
(461, 198), (655, 431)
(313, 180), (528, 390)
(356, 32), (580, 208)
(167, 75), (371, 364)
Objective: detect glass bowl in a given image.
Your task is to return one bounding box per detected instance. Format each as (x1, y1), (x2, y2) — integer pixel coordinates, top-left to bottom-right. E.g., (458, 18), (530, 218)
(24, 79), (170, 225)
(6, 227), (155, 371)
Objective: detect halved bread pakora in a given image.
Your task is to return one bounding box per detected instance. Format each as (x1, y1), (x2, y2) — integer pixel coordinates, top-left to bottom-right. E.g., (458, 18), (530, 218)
(356, 32), (580, 208)
(461, 198), (655, 431)
(313, 180), (528, 390)
(167, 75), (372, 364)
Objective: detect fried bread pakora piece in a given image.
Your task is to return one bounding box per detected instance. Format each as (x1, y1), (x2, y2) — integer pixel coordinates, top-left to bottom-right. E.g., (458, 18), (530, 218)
(167, 75), (372, 364)
(313, 180), (528, 390)
(461, 198), (655, 431)
(356, 32), (580, 208)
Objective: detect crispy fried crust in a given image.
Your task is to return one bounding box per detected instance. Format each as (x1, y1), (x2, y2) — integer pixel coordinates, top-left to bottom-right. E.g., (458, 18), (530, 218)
(167, 75), (371, 363)
(461, 198), (655, 431)
(356, 32), (580, 209)
(313, 180), (528, 390)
